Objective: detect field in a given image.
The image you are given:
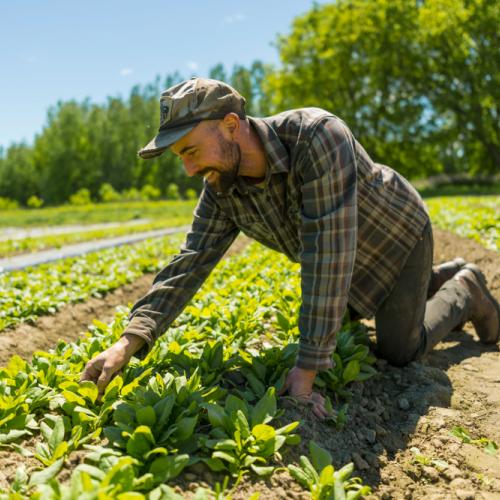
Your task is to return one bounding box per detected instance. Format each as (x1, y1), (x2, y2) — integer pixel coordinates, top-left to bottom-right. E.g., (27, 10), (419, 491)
(0, 193), (499, 499)
(424, 196), (499, 251)
(0, 201), (196, 258)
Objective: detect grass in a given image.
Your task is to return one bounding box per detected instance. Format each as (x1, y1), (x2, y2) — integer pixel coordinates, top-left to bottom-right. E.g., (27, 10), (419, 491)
(0, 200), (197, 228)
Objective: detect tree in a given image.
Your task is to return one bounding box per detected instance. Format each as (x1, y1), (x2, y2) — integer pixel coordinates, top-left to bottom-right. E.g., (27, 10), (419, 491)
(265, 0), (499, 177)
(414, 0), (499, 174)
(0, 142), (38, 203)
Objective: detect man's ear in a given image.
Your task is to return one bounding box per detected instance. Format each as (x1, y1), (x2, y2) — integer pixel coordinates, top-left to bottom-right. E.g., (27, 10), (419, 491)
(222, 112), (241, 137)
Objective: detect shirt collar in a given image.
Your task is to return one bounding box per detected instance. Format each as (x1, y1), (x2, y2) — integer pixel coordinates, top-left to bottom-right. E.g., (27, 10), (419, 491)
(247, 116), (290, 175)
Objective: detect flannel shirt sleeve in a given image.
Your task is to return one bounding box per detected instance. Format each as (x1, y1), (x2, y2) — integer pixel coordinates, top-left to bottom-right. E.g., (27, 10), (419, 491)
(123, 186), (239, 358)
(296, 117), (358, 371)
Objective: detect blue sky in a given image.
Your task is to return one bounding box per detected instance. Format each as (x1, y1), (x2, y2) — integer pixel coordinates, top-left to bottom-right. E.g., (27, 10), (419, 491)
(0, 0), (325, 150)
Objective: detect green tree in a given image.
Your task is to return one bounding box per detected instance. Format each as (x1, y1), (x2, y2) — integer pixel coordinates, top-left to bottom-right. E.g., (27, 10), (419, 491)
(265, 0), (499, 177)
(34, 100), (102, 204)
(414, 0), (499, 174)
(0, 143), (38, 203)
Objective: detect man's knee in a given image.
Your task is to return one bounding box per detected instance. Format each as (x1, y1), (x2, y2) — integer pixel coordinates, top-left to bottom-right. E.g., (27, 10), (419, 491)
(376, 345), (415, 367)
(375, 326), (423, 367)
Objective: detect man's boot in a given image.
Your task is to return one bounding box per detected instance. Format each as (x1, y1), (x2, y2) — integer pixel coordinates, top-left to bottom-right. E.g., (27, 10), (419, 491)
(428, 257), (466, 298)
(454, 264), (500, 344)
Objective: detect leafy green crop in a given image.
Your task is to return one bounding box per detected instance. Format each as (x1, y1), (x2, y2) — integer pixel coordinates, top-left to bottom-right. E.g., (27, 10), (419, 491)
(425, 195), (499, 251)
(316, 326), (378, 399)
(0, 242), (373, 498)
(451, 426), (498, 456)
(0, 234), (183, 331)
(202, 387), (300, 478)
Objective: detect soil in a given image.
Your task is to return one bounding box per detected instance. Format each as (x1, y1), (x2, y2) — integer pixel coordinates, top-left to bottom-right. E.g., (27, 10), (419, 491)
(1, 229), (499, 499)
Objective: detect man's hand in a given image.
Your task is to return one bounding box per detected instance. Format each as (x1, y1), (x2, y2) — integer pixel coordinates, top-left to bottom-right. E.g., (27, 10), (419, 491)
(279, 366), (332, 420)
(80, 334), (145, 397)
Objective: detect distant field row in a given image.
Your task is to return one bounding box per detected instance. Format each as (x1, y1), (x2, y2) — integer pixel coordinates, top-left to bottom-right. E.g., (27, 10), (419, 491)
(0, 217), (191, 258)
(425, 195), (499, 251)
(0, 195), (497, 260)
(0, 233), (183, 332)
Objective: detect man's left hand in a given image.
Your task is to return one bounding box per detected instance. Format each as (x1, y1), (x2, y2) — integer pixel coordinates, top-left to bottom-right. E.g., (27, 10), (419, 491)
(278, 366), (332, 420)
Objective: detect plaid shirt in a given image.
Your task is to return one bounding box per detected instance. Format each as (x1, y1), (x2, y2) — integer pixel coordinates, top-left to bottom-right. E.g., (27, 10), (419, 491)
(125, 108), (430, 370)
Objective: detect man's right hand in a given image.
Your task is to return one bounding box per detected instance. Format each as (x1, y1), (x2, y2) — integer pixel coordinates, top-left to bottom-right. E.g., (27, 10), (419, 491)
(80, 333), (145, 397)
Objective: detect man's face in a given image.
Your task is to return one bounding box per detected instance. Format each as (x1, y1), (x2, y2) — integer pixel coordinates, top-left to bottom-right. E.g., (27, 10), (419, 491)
(170, 121), (241, 195)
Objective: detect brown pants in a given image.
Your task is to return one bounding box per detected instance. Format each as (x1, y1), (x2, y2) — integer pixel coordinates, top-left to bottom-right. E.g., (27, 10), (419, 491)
(374, 222), (471, 366)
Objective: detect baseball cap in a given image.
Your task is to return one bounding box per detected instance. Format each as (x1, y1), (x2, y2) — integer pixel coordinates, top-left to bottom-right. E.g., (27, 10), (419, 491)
(138, 77), (247, 159)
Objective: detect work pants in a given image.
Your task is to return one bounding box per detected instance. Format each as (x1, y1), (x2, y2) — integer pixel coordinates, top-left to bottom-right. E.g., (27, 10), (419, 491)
(374, 222), (472, 366)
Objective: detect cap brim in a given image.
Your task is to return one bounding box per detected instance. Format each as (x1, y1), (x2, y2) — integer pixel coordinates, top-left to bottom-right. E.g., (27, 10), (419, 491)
(138, 123), (197, 159)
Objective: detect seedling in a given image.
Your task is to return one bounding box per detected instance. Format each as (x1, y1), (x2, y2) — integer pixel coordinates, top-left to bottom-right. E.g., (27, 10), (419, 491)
(288, 441), (371, 499)
(451, 426), (498, 456)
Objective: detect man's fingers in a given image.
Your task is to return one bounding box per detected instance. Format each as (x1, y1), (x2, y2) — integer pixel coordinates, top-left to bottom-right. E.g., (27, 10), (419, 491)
(79, 360), (101, 383)
(311, 391), (326, 406)
(96, 366), (114, 395)
(312, 403), (330, 420)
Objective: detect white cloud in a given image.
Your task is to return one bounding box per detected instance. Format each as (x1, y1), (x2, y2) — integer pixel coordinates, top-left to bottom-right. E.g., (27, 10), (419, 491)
(120, 68), (133, 77)
(186, 61), (199, 71)
(223, 13), (245, 24)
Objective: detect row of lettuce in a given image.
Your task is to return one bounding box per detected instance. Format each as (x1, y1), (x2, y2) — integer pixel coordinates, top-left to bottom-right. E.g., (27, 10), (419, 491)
(1, 242), (374, 498)
(0, 234), (184, 332)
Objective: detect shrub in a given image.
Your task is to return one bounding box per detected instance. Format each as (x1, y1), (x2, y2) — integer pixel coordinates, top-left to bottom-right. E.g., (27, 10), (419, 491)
(140, 184), (161, 201)
(185, 188), (198, 200)
(69, 188), (92, 206)
(0, 197), (19, 210)
(121, 187), (142, 201)
(166, 183), (180, 200)
(27, 195), (44, 208)
(99, 183), (120, 203)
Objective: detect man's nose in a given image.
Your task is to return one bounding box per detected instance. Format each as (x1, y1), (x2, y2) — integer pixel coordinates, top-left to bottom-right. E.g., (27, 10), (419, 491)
(182, 159), (199, 177)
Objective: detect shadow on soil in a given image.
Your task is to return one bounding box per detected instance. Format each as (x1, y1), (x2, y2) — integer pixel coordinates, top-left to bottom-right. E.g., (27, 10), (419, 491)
(270, 330), (497, 495)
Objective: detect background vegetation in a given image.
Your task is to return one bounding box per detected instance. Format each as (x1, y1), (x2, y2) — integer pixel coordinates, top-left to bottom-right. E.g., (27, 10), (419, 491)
(0, 0), (497, 207)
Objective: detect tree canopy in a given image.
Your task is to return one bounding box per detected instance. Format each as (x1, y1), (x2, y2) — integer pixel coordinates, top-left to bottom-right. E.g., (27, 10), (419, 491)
(265, 0), (499, 177)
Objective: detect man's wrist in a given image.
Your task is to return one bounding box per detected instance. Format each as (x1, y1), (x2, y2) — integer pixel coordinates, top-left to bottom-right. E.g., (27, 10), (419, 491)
(118, 333), (146, 355)
(293, 366), (317, 380)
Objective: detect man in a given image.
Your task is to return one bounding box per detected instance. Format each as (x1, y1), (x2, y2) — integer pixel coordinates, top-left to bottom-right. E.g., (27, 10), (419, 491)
(81, 78), (500, 419)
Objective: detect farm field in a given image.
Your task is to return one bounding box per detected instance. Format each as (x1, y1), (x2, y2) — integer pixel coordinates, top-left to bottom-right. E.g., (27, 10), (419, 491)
(0, 200), (197, 259)
(0, 234), (183, 331)
(0, 194), (497, 260)
(0, 219), (190, 259)
(0, 200), (197, 229)
(425, 196), (499, 251)
(0, 193), (498, 498)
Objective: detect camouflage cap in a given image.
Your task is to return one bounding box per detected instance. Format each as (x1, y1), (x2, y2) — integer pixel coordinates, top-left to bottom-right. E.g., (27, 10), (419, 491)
(138, 77), (246, 159)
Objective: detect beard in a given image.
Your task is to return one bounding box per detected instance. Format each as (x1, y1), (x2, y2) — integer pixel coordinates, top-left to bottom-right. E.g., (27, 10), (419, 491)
(198, 132), (241, 195)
